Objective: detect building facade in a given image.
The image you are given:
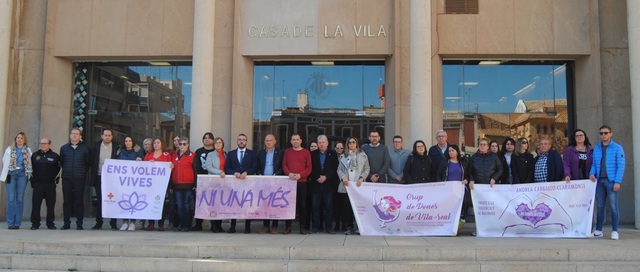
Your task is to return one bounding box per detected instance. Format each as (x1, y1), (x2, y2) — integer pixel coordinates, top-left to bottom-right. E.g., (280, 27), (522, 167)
(1, 0), (638, 226)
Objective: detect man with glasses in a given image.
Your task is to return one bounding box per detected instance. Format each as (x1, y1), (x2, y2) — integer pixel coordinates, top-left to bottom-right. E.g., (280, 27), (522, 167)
(361, 131), (390, 183)
(224, 133), (258, 233)
(533, 137), (563, 183)
(30, 138), (60, 230)
(387, 135), (409, 184)
(429, 130), (450, 178)
(590, 125), (625, 240)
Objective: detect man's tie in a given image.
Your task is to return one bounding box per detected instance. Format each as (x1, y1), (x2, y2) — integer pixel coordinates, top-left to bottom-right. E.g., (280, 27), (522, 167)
(240, 150), (244, 162)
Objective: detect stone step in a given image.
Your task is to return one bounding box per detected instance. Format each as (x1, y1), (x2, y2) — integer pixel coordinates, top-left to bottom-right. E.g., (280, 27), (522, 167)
(1, 254), (640, 272)
(2, 241), (640, 262)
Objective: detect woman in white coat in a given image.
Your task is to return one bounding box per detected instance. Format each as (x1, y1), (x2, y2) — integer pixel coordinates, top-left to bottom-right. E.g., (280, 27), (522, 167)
(337, 136), (369, 235)
(1, 132), (33, 229)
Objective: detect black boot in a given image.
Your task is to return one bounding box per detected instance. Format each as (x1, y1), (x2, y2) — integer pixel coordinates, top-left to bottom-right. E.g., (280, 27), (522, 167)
(227, 219), (236, 233)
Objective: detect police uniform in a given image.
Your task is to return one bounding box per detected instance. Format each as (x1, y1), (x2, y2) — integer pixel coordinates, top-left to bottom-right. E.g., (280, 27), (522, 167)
(30, 149), (60, 229)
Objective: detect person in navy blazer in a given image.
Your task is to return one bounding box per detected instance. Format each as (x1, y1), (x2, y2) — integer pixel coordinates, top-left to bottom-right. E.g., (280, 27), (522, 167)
(256, 134), (285, 234)
(224, 133), (257, 233)
(309, 135), (339, 234)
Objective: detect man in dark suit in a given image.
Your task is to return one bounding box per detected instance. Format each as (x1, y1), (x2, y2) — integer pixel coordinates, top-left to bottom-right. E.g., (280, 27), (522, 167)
(90, 129), (120, 230)
(309, 135), (339, 234)
(256, 134), (285, 234)
(428, 129), (450, 178)
(224, 133), (258, 233)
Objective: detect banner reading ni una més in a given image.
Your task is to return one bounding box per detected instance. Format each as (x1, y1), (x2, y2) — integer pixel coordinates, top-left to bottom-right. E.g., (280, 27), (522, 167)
(345, 181), (465, 236)
(471, 179), (596, 238)
(100, 159), (172, 220)
(194, 175), (296, 220)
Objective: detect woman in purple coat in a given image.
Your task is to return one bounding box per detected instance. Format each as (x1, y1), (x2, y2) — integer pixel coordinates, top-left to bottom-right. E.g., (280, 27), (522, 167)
(563, 129), (594, 182)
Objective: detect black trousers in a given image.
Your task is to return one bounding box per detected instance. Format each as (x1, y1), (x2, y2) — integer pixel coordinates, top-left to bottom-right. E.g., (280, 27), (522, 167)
(336, 192), (354, 229)
(62, 178), (85, 226)
(94, 175), (116, 227)
(286, 182), (308, 230)
(31, 183), (56, 228)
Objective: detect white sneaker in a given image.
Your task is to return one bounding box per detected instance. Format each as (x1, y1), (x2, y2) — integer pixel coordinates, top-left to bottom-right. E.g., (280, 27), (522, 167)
(119, 223), (128, 231)
(128, 222), (136, 231)
(611, 231), (619, 240)
(592, 230), (603, 238)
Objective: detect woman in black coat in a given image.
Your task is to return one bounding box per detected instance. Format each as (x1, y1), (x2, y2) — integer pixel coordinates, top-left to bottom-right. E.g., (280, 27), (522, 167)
(403, 140), (434, 183)
(512, 137), (535, 184)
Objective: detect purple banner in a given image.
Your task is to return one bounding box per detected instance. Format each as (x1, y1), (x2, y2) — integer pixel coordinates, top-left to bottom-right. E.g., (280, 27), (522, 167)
(194, 175), (297, 220)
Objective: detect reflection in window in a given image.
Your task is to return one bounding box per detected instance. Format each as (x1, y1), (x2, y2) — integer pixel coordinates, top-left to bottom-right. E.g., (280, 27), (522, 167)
(253, 61), (385, 150)
(81, 63), (192, 149)
(442, 61), (572, 154)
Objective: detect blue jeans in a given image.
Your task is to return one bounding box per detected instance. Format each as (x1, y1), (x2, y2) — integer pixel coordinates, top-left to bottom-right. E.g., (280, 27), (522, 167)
(175, 189), (193, 229)
(595, 177), (619, 231)
(311, 190), (333, 232)
(6, 170), (28, 227)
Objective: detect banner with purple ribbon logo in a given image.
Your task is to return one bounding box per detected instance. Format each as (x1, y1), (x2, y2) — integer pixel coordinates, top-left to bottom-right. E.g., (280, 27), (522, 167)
(471, 179), (596, 238)
(194, 175), (296, 220)
(345, 181), (465, 236)
(100, 159), (172, 220)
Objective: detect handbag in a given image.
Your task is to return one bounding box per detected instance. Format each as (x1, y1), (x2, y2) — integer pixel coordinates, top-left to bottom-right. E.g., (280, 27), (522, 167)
(5, 174), (11, 184)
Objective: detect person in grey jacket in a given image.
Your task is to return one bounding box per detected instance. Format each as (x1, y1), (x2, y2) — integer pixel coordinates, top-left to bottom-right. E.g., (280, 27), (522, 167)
(337, 136), (370, 235)
(387, 135), (409, 184)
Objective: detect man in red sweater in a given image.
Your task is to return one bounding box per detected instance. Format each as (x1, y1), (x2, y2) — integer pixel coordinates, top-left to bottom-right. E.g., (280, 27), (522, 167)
(282, 133), (312, 234)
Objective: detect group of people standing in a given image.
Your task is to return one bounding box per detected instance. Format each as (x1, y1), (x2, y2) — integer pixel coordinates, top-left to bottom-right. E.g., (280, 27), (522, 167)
(0, 125), (625, 240)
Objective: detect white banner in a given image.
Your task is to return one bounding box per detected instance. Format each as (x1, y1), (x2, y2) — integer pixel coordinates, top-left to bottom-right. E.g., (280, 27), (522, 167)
(345, 181), (465, 236)
(471, 180), (596, 238)
(100, 159), (172, 219)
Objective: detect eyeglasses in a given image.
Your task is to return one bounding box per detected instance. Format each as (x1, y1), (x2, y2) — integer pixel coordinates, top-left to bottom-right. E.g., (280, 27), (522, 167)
(479, 143), (488, 146)
(178, 142), (188, 146)
(522, 141), (528, 145)
(599, 131), (610, 135)
(39, 143), (49, 145)
(348, 141), (356, 144)
(575, 134), (585, 137)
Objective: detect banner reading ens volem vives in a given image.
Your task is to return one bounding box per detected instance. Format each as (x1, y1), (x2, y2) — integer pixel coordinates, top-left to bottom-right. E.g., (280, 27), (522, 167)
(345, 181), (465, 236)
(100, 159), (172, 220)
(195, 175), (296, 220)
(471, 179), (596, 238)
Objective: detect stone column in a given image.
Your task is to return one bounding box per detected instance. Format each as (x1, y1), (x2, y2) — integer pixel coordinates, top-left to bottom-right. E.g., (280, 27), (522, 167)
(190, 0), (215, 145)
(0, 0), (13, 148)
(627, 0), (640, 229)
(409, 0), (432, 144)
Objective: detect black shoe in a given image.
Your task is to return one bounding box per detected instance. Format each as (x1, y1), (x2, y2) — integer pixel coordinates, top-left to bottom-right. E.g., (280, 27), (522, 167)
(111, 226), (118, 231)
(227, 227), (236, 234)
(30, 226), (39, 230)
(244, 228), (251, 234)
(77, 226), (84, 230)
(191, 225), (203, 231)
(61, 225), (70, 230)
(48, 226), (57, 230)
(309, 229), (318, 234)
(326, 230), (336, 234)
(91, 225), (102, 230)
(212, 226), (224, 233)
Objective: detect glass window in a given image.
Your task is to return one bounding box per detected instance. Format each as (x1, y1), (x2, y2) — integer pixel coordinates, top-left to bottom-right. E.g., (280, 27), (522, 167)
(253, 61), (385, 150)
(442, 60), (572, 154)
(76, 62), (192, 150)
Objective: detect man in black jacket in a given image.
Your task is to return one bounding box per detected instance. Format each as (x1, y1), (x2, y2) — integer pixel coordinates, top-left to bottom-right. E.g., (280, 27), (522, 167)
(256, 134), (285, 234)
(30, 138), (60, 230)
(90, 129), (119, 230)
(60, 128), (91, 230)
(309, 135), (339, 234)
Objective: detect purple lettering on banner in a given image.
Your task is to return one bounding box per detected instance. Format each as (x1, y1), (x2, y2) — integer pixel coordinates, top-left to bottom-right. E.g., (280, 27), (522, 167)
(194, 176), (296, 220)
